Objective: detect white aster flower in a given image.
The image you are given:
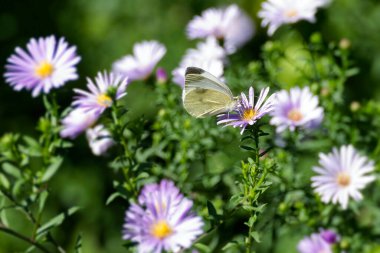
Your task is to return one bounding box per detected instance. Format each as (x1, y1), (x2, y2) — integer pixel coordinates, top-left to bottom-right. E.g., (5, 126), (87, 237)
(172, 38), (225, 87)
(86, 125), (115, 156)
(60, 108), (100, 139)
(187, 4), (254, 54)
(258, 0), (320, 36)
(270, 86), (324, 133)
(311, 145), (376, 209)
(112, 41), (166, 81)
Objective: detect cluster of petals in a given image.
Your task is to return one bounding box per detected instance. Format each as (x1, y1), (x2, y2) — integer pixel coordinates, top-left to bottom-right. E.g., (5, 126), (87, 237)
(258, 0), (332, 36)
(4, 35), (80, 97)
(172, 37), (226, 87)
(297, 229), (338, 253)
(217, 87), (275, 134)
(187, 4), (255, 54)
(123, 180), (204, 253)
(112, 40), (166, 81)
(311, 145), (375, 209)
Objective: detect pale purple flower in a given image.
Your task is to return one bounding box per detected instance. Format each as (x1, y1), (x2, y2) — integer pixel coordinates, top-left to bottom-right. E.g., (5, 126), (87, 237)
(123, 180), (204, 253)
(297, 233), (332, 253)
(172, 38), (225, 87)
(72, 71), (128, 115)
(311, 145), (376, 209)
(217, 87), (275, 134)
(187, 4), (254, 54)
(60, 108), (99, 139)
(156, 68), (167, 84)
(320, 229), (339, 244)
(270, 87), (324, 133)
(86, 125), (115, 156)
(258, 0), (321, 36)
(112, 41), (166, 81)
(4, 35), (80, 96)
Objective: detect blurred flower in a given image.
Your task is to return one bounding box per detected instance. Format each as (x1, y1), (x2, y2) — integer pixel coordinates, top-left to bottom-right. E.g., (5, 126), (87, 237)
(258, 0), (320, 36)
(270, 86), (324, 133)
(60, 108), (99, 139)
(123, 180), (204, 253)
(187, 4), (254, 54)
(311, 145), (375, 209)
(217, 87), (274, 134)
(112, 41), (166, 81)
(172, 38), (225, 87)
(73, 71), (128, 115)
(156, 67), (168, 84)
(315, 0), (332, 8)
(86, 125), (115, 156)
(320, 229), (339, 244)
(297, 233), (332, 253)
(4, 35), (80, 97)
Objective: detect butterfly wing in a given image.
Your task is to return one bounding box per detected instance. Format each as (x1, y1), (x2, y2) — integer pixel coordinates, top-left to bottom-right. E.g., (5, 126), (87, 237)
(183, 67), (235, 118)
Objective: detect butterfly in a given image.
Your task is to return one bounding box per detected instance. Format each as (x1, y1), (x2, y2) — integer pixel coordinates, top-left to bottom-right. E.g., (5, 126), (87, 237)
(182, 67), (240, 118)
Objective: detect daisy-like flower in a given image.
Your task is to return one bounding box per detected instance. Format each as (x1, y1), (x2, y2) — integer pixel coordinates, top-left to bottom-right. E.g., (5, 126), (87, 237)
(72, 71), (128, 115)
(258, 0), (321, 36)
(187, 4), (254, 54)
(319, 229), (339, 244)
(311, 145), (376, 209)
(112, 41), (166, 81)
(297, 233), (332, 253)
(172, 38), (225, 87)
(4, 35), (80, 97)
(270, 86), (324, 133)
(86, 125), (115, 156)
(60, 108), (99, 139)
(217, 87), (275, 134)
(123, 180), (204, 253)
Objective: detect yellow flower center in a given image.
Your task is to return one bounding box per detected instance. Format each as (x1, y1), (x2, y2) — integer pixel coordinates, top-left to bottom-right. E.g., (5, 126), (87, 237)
(35, 61), (54, 79)
(287, 109), (303, 122)
(150, 220), (173, 239)
(97, 94), (112, 107)
(285, 9), (298, 18)
(242, 108), (256, 121)
(337, 172), (351, 187)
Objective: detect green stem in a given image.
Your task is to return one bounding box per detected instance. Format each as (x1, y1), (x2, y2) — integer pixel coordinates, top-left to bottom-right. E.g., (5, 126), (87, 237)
(0, 223), (51, 253)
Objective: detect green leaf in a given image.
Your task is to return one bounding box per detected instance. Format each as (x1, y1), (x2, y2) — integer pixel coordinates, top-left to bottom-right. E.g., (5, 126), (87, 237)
(38, 191), (49, 214)
(222, 242), (239, 251)
(105, 192), (125, 205)
(0, 173), (10, 189)
(2, 163), (21, 178)
(41, 156), (63, 182)
(36, 206), (80, 237)
(250, 231), (261, 243)
(194, 243), (211, 253)
(207, 200), (218, 219)
(75, 233), (83, 253)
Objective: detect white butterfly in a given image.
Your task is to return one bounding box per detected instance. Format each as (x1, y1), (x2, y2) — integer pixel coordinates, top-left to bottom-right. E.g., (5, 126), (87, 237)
(182, 67), (240, 118)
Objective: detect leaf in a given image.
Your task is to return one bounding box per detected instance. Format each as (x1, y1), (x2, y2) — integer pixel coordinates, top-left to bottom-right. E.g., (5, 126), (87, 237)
(105, 192), (125, 205)
(75, 233), (83, 253)
(2, 163), (21, 179)
(41, 156), (63, 182)
(38, 191), (49, 214)
(222, 242), (239, 251)
(0, 173), (10, 189)
(36, 206), (80, 237)
(207, 200), (218, 220)
(250, 231), (261, 243)
(194, 243), (211, 253)
(22, 136), (42, 156)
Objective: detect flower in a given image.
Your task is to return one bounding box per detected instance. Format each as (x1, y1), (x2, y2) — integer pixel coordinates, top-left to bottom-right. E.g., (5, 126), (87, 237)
(297, 233), (332, 253)
(172, 38), (225, 87)
(86, 125), (115, 156)
(311, 145), (376, 209)
(270, 86), (324, 133)
(217, 87), (274, 134)
(112, 41), (166, 81)
(187, 4), (254, 54)
(72, 71), (128, 115)
(60, 108), (99, 139)
(156, 68), (168, 84)
(320, 229), (339, 244)
(4, 35), (80, 97)
(258, 0), (321, 36)
(123, 180), (204, 253)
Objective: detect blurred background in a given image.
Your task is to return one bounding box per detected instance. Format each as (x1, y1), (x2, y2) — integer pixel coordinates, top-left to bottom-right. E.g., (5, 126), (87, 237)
(1, 0), (380, 252)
